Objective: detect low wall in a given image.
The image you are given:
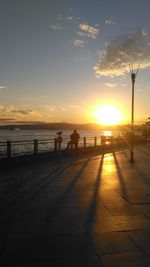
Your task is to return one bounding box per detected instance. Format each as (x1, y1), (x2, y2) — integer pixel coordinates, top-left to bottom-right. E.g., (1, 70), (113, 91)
(0, 135), (147, 168)
(0, 142), (129, 168)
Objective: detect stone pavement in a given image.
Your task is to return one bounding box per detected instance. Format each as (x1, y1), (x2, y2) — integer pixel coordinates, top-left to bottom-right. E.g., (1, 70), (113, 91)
(1, 144), (150, 266)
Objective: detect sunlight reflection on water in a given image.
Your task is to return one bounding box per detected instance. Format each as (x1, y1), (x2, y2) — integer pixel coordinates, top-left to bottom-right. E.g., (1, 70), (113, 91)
(102, 130), (112, 136)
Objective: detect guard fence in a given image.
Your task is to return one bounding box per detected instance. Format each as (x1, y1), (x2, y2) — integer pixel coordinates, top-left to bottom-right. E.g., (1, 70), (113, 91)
(0, 134), (147, 159)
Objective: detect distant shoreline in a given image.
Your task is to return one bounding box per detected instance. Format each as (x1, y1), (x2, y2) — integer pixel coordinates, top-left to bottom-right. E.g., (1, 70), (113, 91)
(0, 122), (146, 132)
(0, 122), (118, 131)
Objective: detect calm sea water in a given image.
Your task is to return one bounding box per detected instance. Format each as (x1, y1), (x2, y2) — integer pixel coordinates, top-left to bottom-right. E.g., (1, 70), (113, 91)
(0, 129), (118, 142)
(0, 129), (121, 158)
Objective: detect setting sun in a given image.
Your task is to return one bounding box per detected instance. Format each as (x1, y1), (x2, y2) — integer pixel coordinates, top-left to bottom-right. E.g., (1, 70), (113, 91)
(94, 105), (122, 125)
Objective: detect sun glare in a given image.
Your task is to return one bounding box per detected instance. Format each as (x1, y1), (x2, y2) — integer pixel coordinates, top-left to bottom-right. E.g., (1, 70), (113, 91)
(94, 105), (122, 125)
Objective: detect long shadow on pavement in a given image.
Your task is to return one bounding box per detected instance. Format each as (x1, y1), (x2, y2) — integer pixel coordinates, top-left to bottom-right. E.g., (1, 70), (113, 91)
(113, 152), (128, 198)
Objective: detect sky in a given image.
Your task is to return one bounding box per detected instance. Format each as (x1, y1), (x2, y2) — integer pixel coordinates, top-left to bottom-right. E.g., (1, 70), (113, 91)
(0, 0), (150, 125)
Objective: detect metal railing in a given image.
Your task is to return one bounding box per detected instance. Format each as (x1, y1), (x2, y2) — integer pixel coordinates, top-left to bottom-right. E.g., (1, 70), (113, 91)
(0, 134), (147, 159)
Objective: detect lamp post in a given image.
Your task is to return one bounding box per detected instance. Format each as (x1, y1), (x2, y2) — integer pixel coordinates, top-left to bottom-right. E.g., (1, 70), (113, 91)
(129, 61), (140, 163)
(146, 117), (150, 142)
(129, 62), (140, 162)
(129, 72), (136, 162)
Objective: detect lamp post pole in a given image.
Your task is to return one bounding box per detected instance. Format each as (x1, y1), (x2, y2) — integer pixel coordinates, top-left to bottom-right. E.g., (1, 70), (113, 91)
(130, 72), (135, 162)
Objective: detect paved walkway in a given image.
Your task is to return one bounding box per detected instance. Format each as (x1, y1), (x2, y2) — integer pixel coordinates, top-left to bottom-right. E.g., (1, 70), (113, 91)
(1, 144), (150, 266)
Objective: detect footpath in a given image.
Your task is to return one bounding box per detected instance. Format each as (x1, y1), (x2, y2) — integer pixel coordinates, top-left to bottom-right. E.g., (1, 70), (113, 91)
(1, 144), (150, 266)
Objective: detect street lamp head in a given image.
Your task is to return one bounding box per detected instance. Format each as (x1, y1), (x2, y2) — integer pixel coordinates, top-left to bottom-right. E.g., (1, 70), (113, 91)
(131, 73), (136, 82)
(129, 62), (140, 81)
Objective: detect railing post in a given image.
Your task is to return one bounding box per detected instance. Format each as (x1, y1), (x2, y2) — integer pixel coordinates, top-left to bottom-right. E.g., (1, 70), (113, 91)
(84, 137), (86, 147)
(54, 138), (57, 151)
(101, 135), (105, 146)
(111, 136), (113, 145)
(34, 139), (38, 154)
(58, 142), (61, 151)
(94, 136), (97, 146)
(7, 140), (11, 158)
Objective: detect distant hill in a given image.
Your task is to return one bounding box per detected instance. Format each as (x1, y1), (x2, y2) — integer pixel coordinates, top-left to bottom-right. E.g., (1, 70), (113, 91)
(0, 122), (119, 131)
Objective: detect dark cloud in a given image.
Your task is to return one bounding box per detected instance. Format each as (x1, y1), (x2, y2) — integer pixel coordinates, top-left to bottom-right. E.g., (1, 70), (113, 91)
(0, 118), (16, 122)
(94, 29), (150, 77)
(11, 109), (33, 115)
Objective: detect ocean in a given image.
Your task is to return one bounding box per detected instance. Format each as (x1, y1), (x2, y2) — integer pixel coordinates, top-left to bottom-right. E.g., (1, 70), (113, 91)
(0, 129), (115, 142)
(0, 129), (121, 158)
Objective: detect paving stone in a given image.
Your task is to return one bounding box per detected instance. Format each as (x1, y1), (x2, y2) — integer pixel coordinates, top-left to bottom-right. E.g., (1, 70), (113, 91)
(86, 215), (120, 234)
(122, 193), (150, 204)
(10, 263), (50, 267)
(101, 251), (149, 267)
(1, 234), (98, 264)
(48, 218), (85, 235)
(91, 231), (139, 255)
(128, 229), (150, 251)
(47, 196), (76, 209)
(113, 215), (150, 231)
(47, 207), (79, 220)
(0, 194), (23, 223)
(78, 205), (112, 223)
(11, 258), (102, 267)
(76, 196), (102, 210)
(1, 144), (150, 266)
(47, 257), (102, 267)
(104, 204), (141, 216)
(137, 204), (150, 219)
(102, 197), (128, 206)
(0, 193), (46, 220)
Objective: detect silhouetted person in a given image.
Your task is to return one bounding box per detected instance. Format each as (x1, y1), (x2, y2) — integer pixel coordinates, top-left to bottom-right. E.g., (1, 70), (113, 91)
(67, 130), (80, 149)
(56, 131), (62, 150)
(101, 135), (106, 145)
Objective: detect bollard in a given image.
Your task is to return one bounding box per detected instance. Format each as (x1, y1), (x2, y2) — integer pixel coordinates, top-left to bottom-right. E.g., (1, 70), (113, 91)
(94, 136), (97, 146)
(58, 142), (61, 151)
(54, 138), (57, 151)
(7, 140), (11, 158)
(111, 136), (113, 145)
(34, 139), (38, 154)
(101, 135), (106, 146)
(84, 137), (86, 147)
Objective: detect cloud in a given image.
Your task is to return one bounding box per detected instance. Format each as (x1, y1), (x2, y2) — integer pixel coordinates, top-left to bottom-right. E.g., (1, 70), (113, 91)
(105, 20), (116, 25)
(50, 14), (80, 33)
(78, 23), (99, 39)
(67, 16), (80, 21)
(48, 106), (56, 112)
(11, 108), (33, 115)
(0, 86), (7, 91)
(41, 95), (48, 99)
(0, 105), (41, 117)
(57, 14), (65, 21)
(46, 105), (68, 112)
(13, 120), (44, 124)
(0, 118), (44, 124)
(0, 104), (55, 124)
(76, 31), (98, 39)
(73, 39), (86, 47)
(94, 29), (150, 77)
(61, 107), (68, 111)
(0, 105), (33, 115)
(0, 118), (15, 122)
(67, 16), (74, 20)
(76, 31), (86, 37)
(104, 82), (117, 88)
(121, 84), (127, 87)
(141, 29), (148, 36)
(50, 24), (61, 30)
(0, 105), (5, 111)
